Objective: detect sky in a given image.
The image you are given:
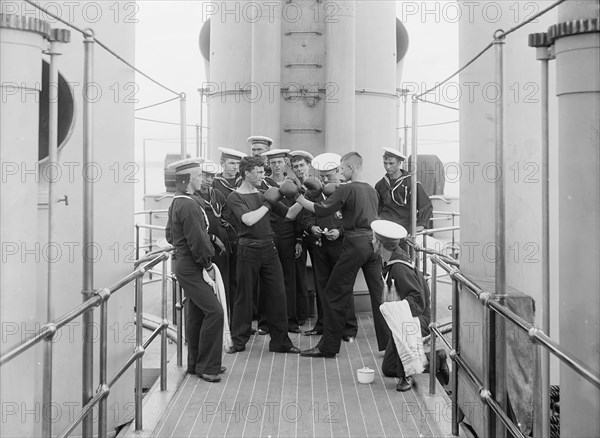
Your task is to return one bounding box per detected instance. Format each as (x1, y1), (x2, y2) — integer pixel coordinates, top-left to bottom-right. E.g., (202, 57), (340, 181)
(133, 1), (460, 205)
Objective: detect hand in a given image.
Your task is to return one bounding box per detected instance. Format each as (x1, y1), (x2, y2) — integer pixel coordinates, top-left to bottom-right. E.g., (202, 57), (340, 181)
(416, 225), (425, 233)
(206, 265), (216, 281)
(295, 243), (303, 258)
(264, 187), (282, 206)
(311, 225), (324, 236)
(213, 236), (226, 255)
(324, 228), (340, 241)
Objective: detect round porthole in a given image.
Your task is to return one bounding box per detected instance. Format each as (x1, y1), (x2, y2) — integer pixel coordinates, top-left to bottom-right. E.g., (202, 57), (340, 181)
(38, 60), (75, 161)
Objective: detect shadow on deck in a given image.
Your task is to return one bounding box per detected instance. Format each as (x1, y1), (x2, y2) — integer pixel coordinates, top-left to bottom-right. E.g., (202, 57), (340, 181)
(120, 314), (454, 438)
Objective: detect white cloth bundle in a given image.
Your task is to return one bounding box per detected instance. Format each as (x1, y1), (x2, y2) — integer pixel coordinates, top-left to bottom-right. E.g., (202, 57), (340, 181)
(203, 265), (233, 349)
(380, 300), (426, 376)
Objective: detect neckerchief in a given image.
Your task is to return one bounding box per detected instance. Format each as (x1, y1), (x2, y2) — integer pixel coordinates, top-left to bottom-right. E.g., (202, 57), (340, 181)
(384, 172), (411, 206)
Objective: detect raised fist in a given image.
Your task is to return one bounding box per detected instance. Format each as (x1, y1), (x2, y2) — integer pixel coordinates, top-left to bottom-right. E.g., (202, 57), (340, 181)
(279, 180), (300, 200)
(323, 183), (340, 197)
(264, 186), (282, 205)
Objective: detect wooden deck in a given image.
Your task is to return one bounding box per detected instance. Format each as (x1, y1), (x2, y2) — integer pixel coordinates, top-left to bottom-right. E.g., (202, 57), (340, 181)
(143, 314), (452, 438)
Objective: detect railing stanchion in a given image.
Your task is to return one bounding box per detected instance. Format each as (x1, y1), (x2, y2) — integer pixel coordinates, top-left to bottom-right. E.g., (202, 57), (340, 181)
(482, 294), (494, 436)
(451, 276), (459, 436)
(429, 262), (437, 394)
(135, 276), (144, 431)
(161, 259), (168, 391)
(98, 291), (109, 438)
(176, 281), (183, 367)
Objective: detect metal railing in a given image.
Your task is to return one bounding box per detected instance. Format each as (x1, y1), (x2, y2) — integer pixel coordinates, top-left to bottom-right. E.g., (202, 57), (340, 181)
(0, 251), (176, 438)
(419, 248), (600, 438)
(134, 219), (185, 369)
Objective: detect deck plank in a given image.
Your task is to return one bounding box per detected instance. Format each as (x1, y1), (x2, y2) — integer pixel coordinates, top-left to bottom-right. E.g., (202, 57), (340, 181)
(150, 313), (452, 438)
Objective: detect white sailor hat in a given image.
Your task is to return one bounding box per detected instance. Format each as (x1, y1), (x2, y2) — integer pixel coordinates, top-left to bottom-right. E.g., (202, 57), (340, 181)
(262, 148), (290, 160)
(382, 147), (407, 161)
(200, 160), (223, 175)
(289, 150), (314, 162)
(167, 157), (205, 174)
(371, 220), (408, 243)
(247, 135), (273, 147)
(218, 147), (247, 161)
(312, 152), (341, 172)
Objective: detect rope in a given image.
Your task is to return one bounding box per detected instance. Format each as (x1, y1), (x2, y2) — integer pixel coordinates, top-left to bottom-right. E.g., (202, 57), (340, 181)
(498, 0), (568, 39)
(135, 96), (181, 112)
(23, 0), (180, 97)
(135, 117), (197, 128)
(415, 99), (460, 111)
(415, 0), (566, 100)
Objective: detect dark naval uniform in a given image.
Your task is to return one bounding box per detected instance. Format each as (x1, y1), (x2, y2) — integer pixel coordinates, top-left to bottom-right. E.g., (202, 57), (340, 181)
(195, 187), (234, 316)
(262, 176), (303, 332)
(380, 248), (426, 379)
(311, 182), (389, 353)
(226, 190), (295, 353)
(375, 170), (433, 234)
(301, 192), (357, 337)
(166, 191), (223, 375)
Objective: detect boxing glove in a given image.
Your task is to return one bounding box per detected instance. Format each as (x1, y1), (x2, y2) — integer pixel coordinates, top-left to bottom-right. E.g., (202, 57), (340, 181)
(303, 176), (323, 198)
(279, 180), (300, 200)
(263, 187), (282, 206)
(323, 183), (340, 197)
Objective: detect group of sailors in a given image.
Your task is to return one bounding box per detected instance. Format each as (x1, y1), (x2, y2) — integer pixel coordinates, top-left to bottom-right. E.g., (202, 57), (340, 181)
(165, 136), (449, 391)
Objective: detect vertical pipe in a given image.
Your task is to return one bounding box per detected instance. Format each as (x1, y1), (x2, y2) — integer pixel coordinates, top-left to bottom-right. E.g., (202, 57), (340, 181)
(176, 282), (183, 367)
(82, 29), (95, 438)
(198, 88), (204, 156)
(43, 38), (60, 438)
(161, 259), (168, 391)
(429, 262), (437, 395)
(403, 93), (408, 160)
(135, 276), (143, 430)
(451, 214), (457, 259)
(410, 98), (419, 246)
(539, 52), (551, 438)
(195, 124), (200, 158)
(493, 32), (507, 438)
(422, 234), (428, 277)
(135, 224), (140, 261)
(98, 300), (108, 438)
(180, 93), (187, 159)
(451, 277), (459, 436)
(143, 138), (147, 195)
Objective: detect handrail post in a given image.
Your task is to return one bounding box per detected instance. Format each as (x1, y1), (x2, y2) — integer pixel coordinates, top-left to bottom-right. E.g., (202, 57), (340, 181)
(177, 282), (183, 367)
(429, 262), (437, 395)
(172, 275), (177, 328)
(135, 276), (144, 430)
(493, 30), (507, 438)
(451, 213), (457, 259)
(81, 28), (95, 438)
(161, 259), (168, 390)
(98, 289), (110, 438)
(482, 293), (494, 437)
(451, 276), (459, 436)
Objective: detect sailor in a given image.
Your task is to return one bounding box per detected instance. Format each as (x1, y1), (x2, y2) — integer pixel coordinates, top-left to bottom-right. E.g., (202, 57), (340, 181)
(194, 160), (234, 315)
(247, 135), (273, 177)
(288, 150), (315, 325)
(375, 147), (433, 235)
(371, 219), (449, 391)
(165, 157), (224, 383)
(296, 152), (390, 358)
(213, 148), (247, 316)
(261, 149), (304, 333)
(301, 152), (358, 341)
(213, 147), (246, 196)
(225, 155), (302, 354)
